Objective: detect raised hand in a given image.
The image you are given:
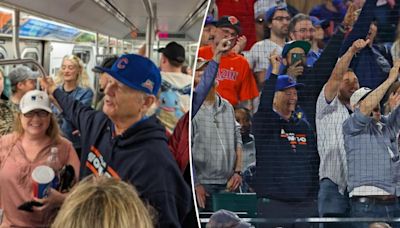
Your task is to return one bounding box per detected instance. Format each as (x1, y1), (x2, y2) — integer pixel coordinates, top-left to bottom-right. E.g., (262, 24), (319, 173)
(269, 49), (282, 75)
(213, 37), (235, 63)
(350, 39), (370, 53)
(342, 3), (358, 29)
(388, 91), (400, 112)
(39, 76), (57, 95)
(287, 61), (304, 79)
(232, 35), (247, 54)
(389, 60), (400, 81)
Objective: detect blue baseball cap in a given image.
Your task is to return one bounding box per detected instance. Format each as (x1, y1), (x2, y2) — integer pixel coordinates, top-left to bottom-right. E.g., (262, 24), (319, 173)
(310, 16), (329, 29)
(205, 15), (217, 26)
(275, 75), (304, 92)
(281, 40), (311, 57)
(98, 54), (161, 95)
(265, 6), (288, 22)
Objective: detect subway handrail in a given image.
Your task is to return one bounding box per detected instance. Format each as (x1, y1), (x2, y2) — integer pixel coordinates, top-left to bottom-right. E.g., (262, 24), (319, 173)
(0, 58), (46, 76)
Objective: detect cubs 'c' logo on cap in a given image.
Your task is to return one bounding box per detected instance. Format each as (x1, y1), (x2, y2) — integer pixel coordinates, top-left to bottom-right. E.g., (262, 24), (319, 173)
(117, 57), (129, 70)
(228, 16), (238, 25)
(141, 79), (154, 92)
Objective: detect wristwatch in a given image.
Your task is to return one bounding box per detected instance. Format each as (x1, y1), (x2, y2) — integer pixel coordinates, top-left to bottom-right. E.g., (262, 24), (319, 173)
(234, 170), (242, 175)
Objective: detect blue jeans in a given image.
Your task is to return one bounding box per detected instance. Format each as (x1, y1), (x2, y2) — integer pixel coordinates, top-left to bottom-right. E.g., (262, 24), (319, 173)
(351, 198), (400, 228)
(318, 178), (350, 228)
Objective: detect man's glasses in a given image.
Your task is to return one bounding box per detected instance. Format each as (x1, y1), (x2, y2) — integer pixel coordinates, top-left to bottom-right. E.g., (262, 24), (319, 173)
(23, 110), (50, 118)
(272, 16), (291, 22)
(293, 28), (315, 34)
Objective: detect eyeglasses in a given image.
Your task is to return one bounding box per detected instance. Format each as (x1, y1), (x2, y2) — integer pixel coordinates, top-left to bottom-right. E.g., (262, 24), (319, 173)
(23, 110), (50, 118)
(272, 16), (291, 22)
(293, 28), (315, 34)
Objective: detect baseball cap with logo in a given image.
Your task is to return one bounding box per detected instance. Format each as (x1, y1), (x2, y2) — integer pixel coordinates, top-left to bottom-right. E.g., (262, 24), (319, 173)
(92, 56), (118, 73)
(9, 66), (39, 86)
(157, 41), (185, 63)
(98, 54), (161, 96)
(216, 16), (241, 35)
(19, 90), (52, 114)
(350, 87), (372, 109)
(275, 75), (304, 92)
(282, 40), (311, 57)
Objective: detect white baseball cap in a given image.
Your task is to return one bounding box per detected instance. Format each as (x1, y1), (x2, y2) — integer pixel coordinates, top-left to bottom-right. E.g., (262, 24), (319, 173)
(350, 87), (372, 109)
(19, 90), (52, 114)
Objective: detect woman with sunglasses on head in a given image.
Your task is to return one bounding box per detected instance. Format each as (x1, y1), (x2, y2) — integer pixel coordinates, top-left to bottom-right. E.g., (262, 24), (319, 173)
(0, 90), (80, 227)
(53, 55), (93, 158)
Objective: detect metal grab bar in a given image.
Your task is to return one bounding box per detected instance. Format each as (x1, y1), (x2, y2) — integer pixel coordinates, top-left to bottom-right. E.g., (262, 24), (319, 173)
(0, 58), (47, 90)
(0, 58), (47, 76)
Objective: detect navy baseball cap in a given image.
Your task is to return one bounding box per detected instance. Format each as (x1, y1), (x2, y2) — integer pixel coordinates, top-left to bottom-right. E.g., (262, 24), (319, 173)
(98, 54), (161, 95)
(216, 16), (241, 35)
(265, 6), (288, 21)
(275, 75), (304, 92)
(282, 40), (311, 57)
(205, 15), (217, 26)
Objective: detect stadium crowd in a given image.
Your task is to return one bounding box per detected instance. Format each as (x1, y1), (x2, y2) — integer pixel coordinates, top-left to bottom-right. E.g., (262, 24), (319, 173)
(192, 0), (400, 227)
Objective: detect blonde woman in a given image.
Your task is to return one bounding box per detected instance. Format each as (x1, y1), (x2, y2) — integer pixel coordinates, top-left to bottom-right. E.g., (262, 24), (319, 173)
(52, 176), (154, 228)
(0, 90), (80, 227)
(54, 55), (93, 157)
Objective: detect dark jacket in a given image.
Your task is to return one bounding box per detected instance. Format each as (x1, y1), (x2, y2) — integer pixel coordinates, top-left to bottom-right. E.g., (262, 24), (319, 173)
(339, 0), (391, 89)
(54, 88), (191, 228)
(253, 73), (320, 201)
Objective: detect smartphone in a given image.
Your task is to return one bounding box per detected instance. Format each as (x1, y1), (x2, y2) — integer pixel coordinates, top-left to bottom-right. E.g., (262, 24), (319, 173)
(291, 53), (304, 65)
(17, 201), (43, 212)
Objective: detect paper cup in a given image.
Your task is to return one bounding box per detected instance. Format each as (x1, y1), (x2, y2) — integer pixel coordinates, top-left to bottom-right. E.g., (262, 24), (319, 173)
(32, 165), (55, 199)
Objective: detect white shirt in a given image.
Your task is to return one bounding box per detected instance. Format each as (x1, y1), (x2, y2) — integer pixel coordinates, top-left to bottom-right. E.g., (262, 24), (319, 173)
(316, 86), (350, 194)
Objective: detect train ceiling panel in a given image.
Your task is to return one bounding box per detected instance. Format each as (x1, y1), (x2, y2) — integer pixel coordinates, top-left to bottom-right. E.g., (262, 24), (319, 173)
(1, 0), (208, 41)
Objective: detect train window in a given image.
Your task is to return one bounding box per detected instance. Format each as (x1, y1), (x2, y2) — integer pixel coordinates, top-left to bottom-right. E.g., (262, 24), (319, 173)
(72, 46), (92, 65)
(21, 48), (40, 70)
(0, 46), (8, 60)
(73, 51), (90, 64)
(24, 52), (38, 61)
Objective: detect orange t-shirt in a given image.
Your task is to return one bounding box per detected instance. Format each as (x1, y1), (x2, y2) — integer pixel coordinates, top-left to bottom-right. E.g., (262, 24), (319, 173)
(198, 46), (259, 106)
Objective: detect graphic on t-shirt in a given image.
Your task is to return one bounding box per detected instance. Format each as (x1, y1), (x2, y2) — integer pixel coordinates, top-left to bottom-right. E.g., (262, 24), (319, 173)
(280, 129), (308, 152)
(86, 146), (120, 179)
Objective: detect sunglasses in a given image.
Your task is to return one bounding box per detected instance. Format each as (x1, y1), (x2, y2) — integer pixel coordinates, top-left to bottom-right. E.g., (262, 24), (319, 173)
(23, 110), (50, 118)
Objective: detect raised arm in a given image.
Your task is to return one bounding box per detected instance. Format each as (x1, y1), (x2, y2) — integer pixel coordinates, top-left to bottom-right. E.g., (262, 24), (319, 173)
(340, 0), (377, 56)
(324, 39), (370, 102)
(359, 60), (400, 115)
(40, 77), (100, 134)
(191, 38), (231, 118)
